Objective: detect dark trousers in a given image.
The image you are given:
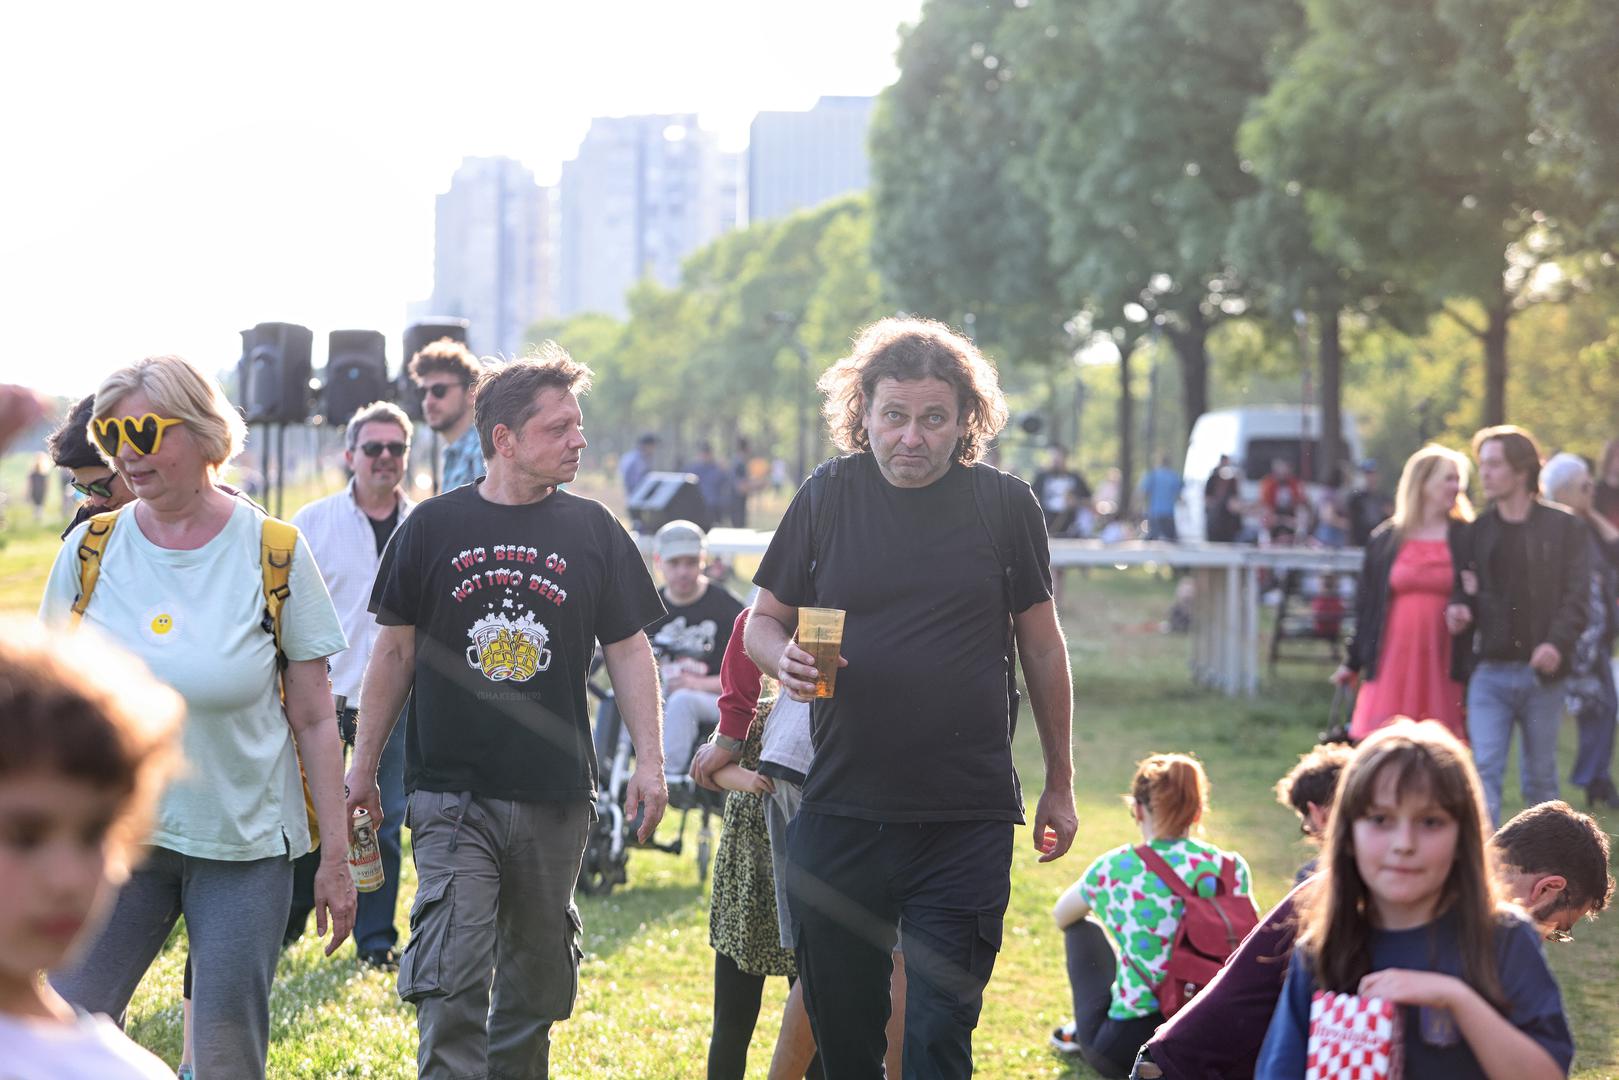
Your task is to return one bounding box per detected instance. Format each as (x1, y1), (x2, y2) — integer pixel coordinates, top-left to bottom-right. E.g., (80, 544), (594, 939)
(786, 811), (1013, 1080)
(1067, 918), (1163, 1079)
(286, 708), (407, 951)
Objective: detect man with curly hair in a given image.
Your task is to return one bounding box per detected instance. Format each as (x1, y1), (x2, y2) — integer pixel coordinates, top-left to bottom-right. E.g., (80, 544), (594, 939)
(739, 317), (1079, 1078)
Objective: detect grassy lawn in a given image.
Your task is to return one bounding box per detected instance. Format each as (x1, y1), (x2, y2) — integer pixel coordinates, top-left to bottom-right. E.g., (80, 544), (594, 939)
(2, 486), (1615, 1077)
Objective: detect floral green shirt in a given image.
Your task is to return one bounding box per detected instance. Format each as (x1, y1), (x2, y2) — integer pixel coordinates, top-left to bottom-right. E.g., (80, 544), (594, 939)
(1077, 837), (1256, 1019)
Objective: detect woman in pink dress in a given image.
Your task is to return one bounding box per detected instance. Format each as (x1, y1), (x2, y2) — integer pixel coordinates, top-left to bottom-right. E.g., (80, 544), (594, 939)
(1333, 445), (1475, 741)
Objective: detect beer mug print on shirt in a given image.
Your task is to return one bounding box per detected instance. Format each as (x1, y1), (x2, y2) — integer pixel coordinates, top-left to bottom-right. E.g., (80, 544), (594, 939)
(465, 611), (553, 682)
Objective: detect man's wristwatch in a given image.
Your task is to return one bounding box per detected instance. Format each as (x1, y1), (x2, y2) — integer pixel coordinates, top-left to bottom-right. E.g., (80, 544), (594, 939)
(711, 733), (744, 754)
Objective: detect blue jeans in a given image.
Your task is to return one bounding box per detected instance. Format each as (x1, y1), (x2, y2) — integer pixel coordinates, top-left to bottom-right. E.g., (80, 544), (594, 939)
(1569, 658), (1617, 789)
(1467, 660), (1564, 826)
(354, 710), (408, 954)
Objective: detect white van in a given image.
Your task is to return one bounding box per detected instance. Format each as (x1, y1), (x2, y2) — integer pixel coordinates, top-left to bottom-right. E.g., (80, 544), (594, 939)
(1176, 405), (1364, 541)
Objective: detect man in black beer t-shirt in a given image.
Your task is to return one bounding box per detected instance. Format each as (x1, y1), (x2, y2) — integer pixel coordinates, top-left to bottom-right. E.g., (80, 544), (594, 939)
(742, 317), (1079, 1078)
(344, 351), (666, 1080)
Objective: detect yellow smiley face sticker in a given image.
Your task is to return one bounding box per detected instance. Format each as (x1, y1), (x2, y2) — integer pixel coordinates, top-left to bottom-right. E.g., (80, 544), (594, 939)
(150, 613), (174, 635)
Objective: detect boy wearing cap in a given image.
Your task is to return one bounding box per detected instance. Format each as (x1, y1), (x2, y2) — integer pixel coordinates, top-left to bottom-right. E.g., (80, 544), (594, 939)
(649, 520), (746, 780)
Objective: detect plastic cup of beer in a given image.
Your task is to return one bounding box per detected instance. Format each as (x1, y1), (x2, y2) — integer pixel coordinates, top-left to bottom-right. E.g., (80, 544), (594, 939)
(797, 607), (846, 699)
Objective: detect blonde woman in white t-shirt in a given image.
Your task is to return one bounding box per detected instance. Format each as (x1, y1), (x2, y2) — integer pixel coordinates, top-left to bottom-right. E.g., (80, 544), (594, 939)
(38, 355), (353, 1080)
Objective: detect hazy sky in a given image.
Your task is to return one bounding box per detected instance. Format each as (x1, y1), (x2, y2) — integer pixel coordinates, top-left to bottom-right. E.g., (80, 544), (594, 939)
(0, 0), (922, 397)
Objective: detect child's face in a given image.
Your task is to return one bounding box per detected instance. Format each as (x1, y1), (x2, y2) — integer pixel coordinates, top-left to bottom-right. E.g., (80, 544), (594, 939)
(0, 772), (124, 981)
(1351, 768), (1460, 928)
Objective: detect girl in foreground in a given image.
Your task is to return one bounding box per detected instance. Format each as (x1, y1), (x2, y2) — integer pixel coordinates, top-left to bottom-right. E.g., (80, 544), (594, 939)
(1256, 719), (1573, 1079)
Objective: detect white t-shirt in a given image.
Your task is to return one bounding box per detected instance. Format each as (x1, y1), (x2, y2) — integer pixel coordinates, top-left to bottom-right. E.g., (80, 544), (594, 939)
(40, 501), (347, 861)
(0, 1010), (172, 1079)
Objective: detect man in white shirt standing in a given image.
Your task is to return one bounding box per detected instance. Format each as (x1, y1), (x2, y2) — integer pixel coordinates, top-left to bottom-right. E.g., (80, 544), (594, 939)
(290, 401), (417, 968)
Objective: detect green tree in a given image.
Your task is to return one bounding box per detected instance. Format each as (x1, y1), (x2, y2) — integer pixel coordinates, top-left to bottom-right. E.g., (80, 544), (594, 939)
(1243, 0), (1619, 425)
(869, 0), (1074, 379)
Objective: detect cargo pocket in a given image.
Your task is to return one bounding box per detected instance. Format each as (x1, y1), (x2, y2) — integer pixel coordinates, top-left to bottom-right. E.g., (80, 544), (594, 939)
(970, 913), (1004, 986)
(396, 872), (453, 1003)
(531, 901), (586, 1021)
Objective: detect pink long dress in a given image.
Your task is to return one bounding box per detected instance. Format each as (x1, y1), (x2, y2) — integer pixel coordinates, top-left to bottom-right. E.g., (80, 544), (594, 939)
(1349, 538), (1467, 742)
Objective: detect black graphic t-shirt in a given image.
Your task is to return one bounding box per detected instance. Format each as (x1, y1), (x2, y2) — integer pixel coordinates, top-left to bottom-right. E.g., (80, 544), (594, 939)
(371, 482), (664, 802)
(648, 583), (746, 674)
(754, 455), (1052, 823)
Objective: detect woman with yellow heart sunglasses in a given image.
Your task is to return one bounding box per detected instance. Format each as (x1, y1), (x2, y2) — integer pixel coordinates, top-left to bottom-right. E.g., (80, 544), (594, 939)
(39, 354), (352, 1080)
(90, 412), (185, 458)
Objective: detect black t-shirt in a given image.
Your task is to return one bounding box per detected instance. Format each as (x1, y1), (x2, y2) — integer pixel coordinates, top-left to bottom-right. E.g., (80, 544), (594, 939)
(1031, 468), (1091, 534)
(754, 455), (1052, 823)
(368, 505), (400, 555)
(648, 583), (746, 674)
(370, 482), (664, 801)
(1486, 518), (1535, 662)
(1347, 488), (1390, 547)
(1205, 468), (1241, 541)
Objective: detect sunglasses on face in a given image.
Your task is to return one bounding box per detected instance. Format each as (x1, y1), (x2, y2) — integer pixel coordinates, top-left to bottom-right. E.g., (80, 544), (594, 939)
(418, 382), (465, 401)
(360, 441), (408, 459)
(91, 414), (184, 458)
(71, 476), (117, 499)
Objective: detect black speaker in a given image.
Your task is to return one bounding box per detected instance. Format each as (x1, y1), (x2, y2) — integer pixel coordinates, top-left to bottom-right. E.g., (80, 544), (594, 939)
(323, 329), (389, 426)
(627, 472), (713, 533)
(238, 322), (314, 424)
(399, 318), (471, 421)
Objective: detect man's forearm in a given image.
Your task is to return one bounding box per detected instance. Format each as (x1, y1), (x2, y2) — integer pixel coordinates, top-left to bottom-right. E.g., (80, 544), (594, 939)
(744, 611), (793, 681)
(1024, 642), (1074, 784)
(353, 635), (413, 775)
(605, 634), (664, 770)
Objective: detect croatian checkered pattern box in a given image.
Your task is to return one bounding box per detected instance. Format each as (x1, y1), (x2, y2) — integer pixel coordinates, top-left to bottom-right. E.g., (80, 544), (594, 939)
(1305, 991), (1404, 1080)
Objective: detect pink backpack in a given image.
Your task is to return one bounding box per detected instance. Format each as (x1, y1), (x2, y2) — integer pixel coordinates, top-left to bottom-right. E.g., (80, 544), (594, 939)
(1126, 844), (1259, 1018)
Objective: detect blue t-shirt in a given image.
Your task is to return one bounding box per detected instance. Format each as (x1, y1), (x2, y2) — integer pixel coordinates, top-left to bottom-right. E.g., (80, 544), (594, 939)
(1256, 908), (1573, 1079)
(1140, 467), (1182, 518)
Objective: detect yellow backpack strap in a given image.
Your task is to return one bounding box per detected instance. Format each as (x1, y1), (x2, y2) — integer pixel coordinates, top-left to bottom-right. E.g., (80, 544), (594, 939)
(260, 517), (298, 666)
(260, 517), (320, 850)
(70, 510), (123, 626)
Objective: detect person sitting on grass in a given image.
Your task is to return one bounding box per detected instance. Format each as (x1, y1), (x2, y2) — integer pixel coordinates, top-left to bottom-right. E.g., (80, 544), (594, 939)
(1274, 743), (1356, 884)
(1129, 788), (1611, 1079)
(1051, 753), (1258, 1079)
(0, 622), (183, 1078)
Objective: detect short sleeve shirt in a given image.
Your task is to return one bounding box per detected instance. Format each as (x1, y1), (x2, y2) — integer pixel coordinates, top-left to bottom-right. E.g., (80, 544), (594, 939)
(370, 482), (664, 802)
(40, 502), (347, 861)
(1257, 908), (1573, 1079)
(753, 455), (1051, 822)
(648, 583), (746, 675)
(0, 1011), (174, 1079)
(1077, 837), (1256, 1019)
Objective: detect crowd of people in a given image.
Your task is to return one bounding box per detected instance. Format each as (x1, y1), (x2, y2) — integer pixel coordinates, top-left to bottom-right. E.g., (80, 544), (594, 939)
(0, 318), (1615, 1080)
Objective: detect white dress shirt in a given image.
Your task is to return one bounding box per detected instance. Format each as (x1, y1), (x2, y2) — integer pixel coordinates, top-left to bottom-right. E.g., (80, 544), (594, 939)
(292, 480), (415, 706)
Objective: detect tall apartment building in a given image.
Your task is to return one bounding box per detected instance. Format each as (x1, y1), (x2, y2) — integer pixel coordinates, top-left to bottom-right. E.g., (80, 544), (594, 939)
(429, 157), (553, 357)
(747, 96), (875, 224)
(557, 115), (739, 318)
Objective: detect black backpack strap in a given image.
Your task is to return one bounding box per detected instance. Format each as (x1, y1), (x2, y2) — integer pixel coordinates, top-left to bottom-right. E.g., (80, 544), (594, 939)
(969, 463), (1022, 734)
(807, 454), (853, 592)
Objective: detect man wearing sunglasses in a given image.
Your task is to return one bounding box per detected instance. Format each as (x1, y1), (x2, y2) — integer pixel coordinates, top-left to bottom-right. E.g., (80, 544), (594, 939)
(46, 393), (135, 539)
(409, 337), (485, 493)
(289, 401), (417, 970)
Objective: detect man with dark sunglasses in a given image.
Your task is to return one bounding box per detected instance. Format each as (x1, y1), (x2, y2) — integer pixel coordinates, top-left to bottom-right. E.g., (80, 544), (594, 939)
(289, 401), (417, 969)
(408, 338), (484, 493)
(45, 393), (135, 539)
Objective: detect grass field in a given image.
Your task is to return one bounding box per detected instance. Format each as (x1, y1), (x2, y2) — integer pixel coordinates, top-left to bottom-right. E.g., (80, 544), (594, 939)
(1, 471), (1615, 1078)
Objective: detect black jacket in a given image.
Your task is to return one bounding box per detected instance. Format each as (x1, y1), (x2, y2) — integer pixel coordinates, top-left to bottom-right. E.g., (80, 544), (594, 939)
(1454, 500), (1590, 679)
(1345, 519), (1472, 683)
